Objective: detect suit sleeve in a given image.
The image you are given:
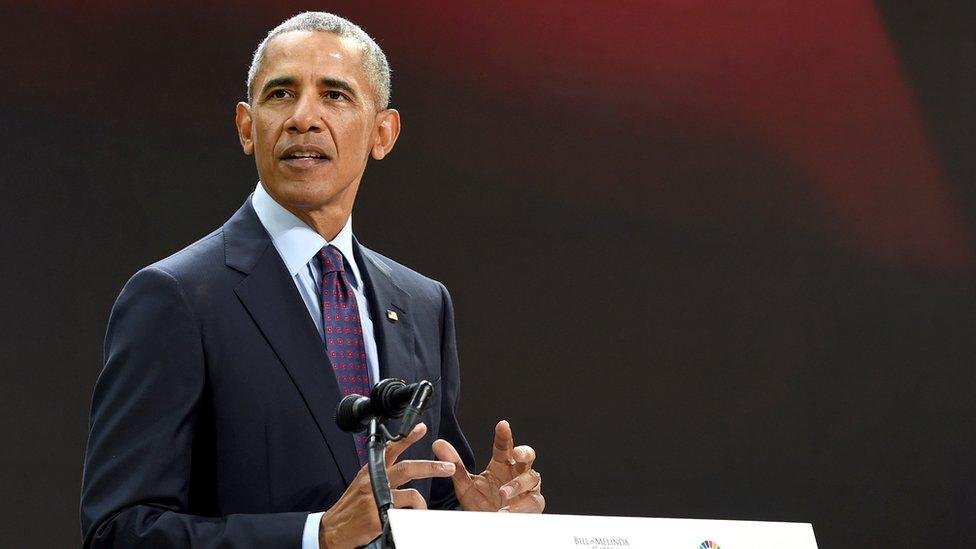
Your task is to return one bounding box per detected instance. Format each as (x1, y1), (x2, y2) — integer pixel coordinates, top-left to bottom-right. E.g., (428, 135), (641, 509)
(80, 267), (307, 548)
(428, 282), (477, 510)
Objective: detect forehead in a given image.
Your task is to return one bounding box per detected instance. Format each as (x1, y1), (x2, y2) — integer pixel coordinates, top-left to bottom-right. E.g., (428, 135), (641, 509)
(257, 30), (367, 85)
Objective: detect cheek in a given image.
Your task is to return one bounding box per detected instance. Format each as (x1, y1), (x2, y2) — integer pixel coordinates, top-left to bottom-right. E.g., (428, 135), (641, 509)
(335, 107), (369, 132)
(338, 117), (373, 155)
(254, 119), (280, 156)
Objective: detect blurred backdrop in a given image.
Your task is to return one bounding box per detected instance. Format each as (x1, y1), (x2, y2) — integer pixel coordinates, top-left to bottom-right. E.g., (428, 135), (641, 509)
(1, 1), (974, 546)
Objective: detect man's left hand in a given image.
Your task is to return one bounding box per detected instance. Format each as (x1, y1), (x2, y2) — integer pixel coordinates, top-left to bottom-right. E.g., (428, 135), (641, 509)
(433, 420), (545, 513)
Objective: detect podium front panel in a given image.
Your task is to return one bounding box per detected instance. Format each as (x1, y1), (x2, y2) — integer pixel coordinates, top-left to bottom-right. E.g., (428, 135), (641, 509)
(388, 509), (817, 549)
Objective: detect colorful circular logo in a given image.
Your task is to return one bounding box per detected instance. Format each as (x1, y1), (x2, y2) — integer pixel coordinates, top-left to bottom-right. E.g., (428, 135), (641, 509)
(699, 541), (721, 549)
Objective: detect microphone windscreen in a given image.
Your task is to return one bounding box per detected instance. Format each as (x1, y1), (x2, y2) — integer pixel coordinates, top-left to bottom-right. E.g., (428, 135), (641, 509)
(336, 394), (371, 433)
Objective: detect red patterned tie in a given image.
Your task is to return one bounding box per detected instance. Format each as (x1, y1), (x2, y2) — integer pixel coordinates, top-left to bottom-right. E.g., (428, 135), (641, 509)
(318, 245), (371, 465)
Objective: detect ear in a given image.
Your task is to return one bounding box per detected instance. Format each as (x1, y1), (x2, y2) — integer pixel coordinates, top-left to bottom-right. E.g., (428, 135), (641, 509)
(371, 108), (401, 160)
(235, 102), (255, 155)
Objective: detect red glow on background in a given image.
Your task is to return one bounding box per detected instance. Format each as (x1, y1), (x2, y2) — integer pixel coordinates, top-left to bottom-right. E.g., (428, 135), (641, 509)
(14, 1), (972, 272)
(369, 1), (973, 272)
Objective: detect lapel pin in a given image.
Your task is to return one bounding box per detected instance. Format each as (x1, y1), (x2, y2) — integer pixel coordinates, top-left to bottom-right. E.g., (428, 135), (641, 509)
(386, 310), (399, 322)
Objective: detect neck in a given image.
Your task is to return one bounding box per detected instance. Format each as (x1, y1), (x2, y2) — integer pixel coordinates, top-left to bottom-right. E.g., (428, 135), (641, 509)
(259, 181), (359, 241)
(283, 203), (350, 241)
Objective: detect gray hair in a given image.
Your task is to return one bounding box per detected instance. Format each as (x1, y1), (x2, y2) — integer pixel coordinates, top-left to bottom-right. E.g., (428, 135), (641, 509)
(246, 12), (391, 109)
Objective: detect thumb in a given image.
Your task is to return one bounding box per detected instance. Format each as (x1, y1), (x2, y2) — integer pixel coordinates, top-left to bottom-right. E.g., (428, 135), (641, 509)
(432, 439), (472, 487)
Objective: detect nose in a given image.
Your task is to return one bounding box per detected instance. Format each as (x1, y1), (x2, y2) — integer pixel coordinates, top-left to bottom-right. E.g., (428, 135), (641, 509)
(285, 93), (324, 134)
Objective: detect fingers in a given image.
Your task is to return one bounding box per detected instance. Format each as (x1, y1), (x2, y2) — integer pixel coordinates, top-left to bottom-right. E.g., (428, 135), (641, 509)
(434, 438), (496, 510)
(392, 488), (428, 510)
(491, 420), (515, 465)
(431, 439), (471, 476)
(499, 469), (541, 501)
(387, 459), (455, 488)
(385, 423), (427, 465)
(432, 438), (475, 492)
(500, 492), (545, 513)
(511, 445), (536, 473)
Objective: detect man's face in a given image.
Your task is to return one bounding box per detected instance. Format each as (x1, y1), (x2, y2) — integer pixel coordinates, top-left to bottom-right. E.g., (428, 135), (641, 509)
(236, 31), (398, 222)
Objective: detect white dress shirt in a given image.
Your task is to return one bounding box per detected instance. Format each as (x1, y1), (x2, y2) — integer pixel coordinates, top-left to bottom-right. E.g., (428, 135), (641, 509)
(250, 181), (379, 549)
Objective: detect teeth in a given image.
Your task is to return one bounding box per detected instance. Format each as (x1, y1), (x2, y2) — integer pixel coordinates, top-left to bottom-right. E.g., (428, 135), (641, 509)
(290, 151), (322, 158)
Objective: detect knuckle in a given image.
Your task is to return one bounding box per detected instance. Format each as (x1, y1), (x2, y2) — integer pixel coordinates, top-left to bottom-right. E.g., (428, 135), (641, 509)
(396, 488), (424, 509)
(387, 463), (406, 481)
(396, 460), (412, 472)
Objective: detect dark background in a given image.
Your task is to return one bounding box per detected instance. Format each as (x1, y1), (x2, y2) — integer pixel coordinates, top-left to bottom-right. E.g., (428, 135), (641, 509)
(2, 1), (974, 546)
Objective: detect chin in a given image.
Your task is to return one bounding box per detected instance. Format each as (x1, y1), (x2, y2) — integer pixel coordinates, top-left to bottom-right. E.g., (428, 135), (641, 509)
(267, 179), (351, 212)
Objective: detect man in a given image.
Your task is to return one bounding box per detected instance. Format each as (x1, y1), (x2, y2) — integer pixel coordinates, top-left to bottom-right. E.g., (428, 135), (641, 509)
(81, 12), (544, 548)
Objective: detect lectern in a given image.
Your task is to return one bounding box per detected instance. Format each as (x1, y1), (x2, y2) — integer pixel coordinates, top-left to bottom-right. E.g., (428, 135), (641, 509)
(387, 509), (818, 549)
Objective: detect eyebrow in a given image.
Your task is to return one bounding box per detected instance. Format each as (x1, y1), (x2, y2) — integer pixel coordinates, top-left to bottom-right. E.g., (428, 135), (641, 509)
(260, 76), (295, 97)
(319, 77), (357, 99)
(259, 76), (358, 99)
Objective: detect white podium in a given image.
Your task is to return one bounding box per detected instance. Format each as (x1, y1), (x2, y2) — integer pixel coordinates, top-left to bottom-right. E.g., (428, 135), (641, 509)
(388, 509), (817, 549)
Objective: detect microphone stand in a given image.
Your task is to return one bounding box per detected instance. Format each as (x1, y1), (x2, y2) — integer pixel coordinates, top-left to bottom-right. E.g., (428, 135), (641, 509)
(345, 379), (433, 549)
(360, 418), (395, 549)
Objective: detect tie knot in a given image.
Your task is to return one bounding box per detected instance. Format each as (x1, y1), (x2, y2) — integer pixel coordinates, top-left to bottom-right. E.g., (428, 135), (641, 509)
(318, 245), (345, 274)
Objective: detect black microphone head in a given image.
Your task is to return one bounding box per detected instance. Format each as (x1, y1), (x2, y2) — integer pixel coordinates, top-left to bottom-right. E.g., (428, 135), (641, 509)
(372, 378), (408, 418)
(336, 394), (372, 433)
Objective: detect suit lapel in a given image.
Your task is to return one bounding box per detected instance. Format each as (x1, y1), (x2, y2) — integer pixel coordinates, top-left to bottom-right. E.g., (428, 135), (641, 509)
(225, 198), (360, 485)
(354, 241), (416, 384)
(355, 243), (436, 461)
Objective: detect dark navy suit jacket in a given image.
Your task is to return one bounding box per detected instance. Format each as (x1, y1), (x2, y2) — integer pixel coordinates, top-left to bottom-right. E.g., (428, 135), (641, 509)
(81, 197), (475, 547)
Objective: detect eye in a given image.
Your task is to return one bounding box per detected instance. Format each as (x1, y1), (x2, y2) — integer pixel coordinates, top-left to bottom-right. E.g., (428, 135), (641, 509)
(325, 90), (347, 101)
(268, 89), (291, 100)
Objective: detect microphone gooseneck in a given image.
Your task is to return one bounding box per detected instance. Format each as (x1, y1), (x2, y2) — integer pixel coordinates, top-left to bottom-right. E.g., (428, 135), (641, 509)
(336, 379), (434, 435)
(334, 378), (435, 549)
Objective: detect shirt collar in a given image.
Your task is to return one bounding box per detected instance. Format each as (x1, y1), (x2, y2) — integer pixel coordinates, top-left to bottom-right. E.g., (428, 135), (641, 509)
(251, 181), (363, 287)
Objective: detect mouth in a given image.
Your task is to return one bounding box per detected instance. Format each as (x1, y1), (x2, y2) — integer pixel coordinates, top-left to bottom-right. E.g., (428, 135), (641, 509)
(279, 145), (332, 168)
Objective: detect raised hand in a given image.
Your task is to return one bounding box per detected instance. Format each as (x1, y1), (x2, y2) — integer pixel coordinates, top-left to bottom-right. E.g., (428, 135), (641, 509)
(433, 420), (544, 513)
(319, 423), (456, 549)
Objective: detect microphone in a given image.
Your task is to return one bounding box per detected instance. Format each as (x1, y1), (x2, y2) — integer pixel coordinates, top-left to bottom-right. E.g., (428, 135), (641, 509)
(336, 378), (434, 435)
(398, 381), (433, 438)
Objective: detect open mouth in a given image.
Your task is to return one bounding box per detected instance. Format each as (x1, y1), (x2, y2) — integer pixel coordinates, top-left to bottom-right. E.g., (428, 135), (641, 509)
(280, 145), (331, 166)
(283, 152), (328, 160)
